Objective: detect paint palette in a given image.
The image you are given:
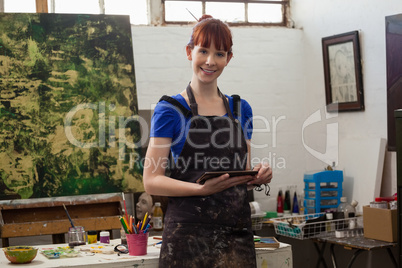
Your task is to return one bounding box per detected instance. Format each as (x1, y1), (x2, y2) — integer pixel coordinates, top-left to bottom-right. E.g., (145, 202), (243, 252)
(40, 247), (80, 259)
(78, 243), (116, 254)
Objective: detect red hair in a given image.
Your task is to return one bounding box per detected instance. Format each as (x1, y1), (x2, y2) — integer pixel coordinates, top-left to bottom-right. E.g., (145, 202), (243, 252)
(187, 15), (233, 55)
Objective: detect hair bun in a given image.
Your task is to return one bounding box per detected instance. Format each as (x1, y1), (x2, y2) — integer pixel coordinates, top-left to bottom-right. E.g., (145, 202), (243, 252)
(198, 14), (213, 22)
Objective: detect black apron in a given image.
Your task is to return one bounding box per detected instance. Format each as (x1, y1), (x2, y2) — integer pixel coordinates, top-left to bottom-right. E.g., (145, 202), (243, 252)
(159, 84), (256, 268)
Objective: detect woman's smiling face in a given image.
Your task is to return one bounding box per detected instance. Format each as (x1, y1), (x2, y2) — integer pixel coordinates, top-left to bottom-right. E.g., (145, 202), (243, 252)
(186, 41), (232, 85)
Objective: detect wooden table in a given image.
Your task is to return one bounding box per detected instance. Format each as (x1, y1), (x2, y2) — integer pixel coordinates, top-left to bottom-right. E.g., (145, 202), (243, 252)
(0, 238), (293, 268)
(0, 193), (124, 246)
(313, 236), (397, 268)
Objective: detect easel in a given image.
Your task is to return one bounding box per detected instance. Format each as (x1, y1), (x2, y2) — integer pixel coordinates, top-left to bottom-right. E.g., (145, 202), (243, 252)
(0, 193), (124, 247)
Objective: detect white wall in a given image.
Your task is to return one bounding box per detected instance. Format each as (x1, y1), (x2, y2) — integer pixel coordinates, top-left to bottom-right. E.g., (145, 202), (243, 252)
(292, 0), (402, 211)
(131, 0), (402, 212)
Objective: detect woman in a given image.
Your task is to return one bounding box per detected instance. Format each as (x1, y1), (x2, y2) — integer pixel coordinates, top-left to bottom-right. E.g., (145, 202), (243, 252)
(143, 15), (272, 267)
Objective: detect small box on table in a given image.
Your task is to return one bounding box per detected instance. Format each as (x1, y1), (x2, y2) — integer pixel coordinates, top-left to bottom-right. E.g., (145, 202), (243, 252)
(363, 205), (397, 242)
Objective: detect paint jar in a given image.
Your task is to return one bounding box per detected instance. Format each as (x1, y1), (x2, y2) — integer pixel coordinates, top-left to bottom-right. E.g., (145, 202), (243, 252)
(100, 231), (110, 244)
(87, 231), (97, 244)
(68, 226), (86, 247)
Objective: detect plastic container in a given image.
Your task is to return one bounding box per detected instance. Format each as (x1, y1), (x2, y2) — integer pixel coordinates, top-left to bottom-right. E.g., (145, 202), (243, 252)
(100, 231), (110, 244)
(152, 202), (164, 231)
(126, 232), (149, 256)
(304, 170), (343, 213)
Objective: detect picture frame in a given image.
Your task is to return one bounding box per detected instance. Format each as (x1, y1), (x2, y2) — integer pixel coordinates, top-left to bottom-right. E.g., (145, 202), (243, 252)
(322, 31), (364, 112)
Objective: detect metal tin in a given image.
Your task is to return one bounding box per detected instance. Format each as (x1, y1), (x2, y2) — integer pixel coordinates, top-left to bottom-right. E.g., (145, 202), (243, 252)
(389, 200), (397, 210)
(369, 201), (388, 209)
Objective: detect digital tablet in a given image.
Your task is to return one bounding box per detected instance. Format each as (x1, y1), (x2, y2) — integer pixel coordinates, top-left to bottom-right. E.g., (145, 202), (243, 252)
(196, 170), (258, 184)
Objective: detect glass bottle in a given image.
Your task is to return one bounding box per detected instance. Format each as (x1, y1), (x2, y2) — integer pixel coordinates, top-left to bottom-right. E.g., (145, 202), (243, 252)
(325, 212), (335, 232)
(337, 197), (356, 218)
(152, 202), (164, 231)
(298, 190), (305, 215)
(348, 200), (358, 229)
(120, 228), (127, 244)
(337, 197), (358, 229)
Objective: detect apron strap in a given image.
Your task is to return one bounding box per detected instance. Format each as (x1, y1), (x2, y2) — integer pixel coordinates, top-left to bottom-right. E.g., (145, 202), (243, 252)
(186, 83), (199, 116)
(159, 95), (192, 118)
(186, 83), (235, 120)
(219, 89), (235, 121)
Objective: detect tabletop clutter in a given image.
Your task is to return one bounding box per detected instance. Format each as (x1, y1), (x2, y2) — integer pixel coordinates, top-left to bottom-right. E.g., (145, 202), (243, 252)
(2, 190), (284, 265)
(1, 194), (159, 264)
(2, 168), (398, 264)
(268, 169), (398, 243)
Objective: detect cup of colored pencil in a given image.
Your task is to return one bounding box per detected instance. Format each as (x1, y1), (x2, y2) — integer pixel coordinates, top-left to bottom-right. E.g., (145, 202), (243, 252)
(119, 213), (151, 256)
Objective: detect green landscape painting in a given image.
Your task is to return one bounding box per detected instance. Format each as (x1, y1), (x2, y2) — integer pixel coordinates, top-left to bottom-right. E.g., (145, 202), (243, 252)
(0, 13), (143, 199)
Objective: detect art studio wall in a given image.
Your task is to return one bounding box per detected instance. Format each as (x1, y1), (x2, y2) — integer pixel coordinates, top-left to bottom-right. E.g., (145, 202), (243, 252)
(132, 0), (402, 212)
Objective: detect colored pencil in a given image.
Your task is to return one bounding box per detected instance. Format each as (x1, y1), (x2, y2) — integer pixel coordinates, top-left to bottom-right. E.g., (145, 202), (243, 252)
(143, 223), (152, 233)
(153, 241), (162, 246)
(141, 212), (148, 230)
(123, 216), (131, 234)
(129, 215), (133, 234)
(119, 217), (129, 234)
(143, 216), (151, 230)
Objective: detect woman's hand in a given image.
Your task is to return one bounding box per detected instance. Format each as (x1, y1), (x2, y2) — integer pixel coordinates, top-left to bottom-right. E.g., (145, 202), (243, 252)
(200, 173), (255, 196)
(247, 162), (273, 186)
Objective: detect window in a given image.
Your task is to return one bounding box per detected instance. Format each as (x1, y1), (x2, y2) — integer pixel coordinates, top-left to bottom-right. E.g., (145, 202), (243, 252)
(104, 0), (147, 25)
(53, 0), (100, 14)
(163, 0), (290, 26)
(0, 0), (289, 26)
(1, 0), (148, 25)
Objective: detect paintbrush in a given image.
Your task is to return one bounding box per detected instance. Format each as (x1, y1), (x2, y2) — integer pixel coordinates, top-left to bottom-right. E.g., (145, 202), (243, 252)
(63, 204), (75, 228)
(186, 8), (199, 22)
(122, 192), (129, 223)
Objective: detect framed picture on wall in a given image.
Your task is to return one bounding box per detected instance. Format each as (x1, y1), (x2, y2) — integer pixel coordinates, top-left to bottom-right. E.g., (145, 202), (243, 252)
(322, 31), (364, 112)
